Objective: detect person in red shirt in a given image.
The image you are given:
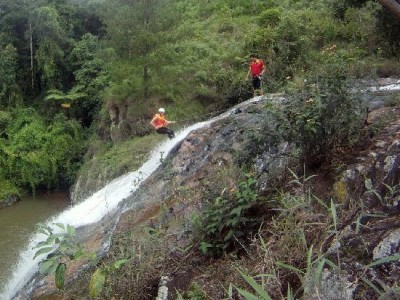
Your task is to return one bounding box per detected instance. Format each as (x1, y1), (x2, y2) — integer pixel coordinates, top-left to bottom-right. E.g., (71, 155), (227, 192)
(150, 107), (176, 139)
(246, 54), (266, 96)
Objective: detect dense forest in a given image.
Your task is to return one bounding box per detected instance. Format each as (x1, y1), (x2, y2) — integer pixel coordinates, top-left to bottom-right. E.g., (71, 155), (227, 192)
(0, 0), (399, 201)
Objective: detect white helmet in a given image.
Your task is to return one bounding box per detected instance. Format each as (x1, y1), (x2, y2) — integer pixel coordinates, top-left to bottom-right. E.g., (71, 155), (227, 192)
(158, 107), (165, 113)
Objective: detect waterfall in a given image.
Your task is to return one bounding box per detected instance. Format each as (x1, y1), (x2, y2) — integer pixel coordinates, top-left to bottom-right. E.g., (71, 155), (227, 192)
(0, 97), (263, 300)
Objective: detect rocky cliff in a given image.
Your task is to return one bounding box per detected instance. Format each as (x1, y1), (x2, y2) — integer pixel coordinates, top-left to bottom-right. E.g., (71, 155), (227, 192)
(17, 78), (400, 300)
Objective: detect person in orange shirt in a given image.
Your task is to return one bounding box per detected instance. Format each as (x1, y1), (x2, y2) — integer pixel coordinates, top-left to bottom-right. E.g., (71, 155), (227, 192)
(246, 54), (266, 97)
(150, 108), (176, 139)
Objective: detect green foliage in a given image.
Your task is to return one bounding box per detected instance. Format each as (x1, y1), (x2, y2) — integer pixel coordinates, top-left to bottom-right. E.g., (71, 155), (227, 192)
(198, 174), (259, 257)
(274, 61), (364, 166)
(180, 282), (207, 300)
(1, 0), (397, 152)
(364, 179), (400, 206)
(0, 178), (21, 202)
(0, 43), (18, 105)
(68, 33), (110, 126)
(33, 5), (67, 90)
(34, 222), (131, 296)
(0, 108), (86, 193)
(55, 263), (67, 290)
(384, 94), (400, 107)
(89, 268), (106, 297)
(88, 258), (129, 297)
(231, 244), (339, 299)
(258, 8), (282, 27)
(33, 223), (84, 290)
(233, 268), (273, 300)
(45, 87), (87, 103)
(0, 110), (11, 134)
(76, 134), (160, 194)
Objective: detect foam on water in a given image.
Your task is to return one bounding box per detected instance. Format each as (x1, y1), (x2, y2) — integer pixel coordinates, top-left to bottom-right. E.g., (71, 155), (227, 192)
(363, 83), (400, 92)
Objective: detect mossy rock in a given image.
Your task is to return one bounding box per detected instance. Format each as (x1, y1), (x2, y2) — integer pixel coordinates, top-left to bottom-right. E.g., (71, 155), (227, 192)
(333, 179), (349, 205)
(0, 180), (21, 208)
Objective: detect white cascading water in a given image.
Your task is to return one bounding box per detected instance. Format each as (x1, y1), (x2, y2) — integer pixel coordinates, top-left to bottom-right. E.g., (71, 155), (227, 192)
(1, 96), (263, 300)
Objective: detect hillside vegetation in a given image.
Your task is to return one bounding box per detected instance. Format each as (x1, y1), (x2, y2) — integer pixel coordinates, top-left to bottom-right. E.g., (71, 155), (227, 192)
(0, 0), (399, 202)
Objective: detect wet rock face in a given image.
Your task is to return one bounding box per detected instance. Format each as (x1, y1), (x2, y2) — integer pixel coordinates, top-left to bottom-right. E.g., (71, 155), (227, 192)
(122, 98), (298, 215)
(325, 107), (400, 299)
(70, 172), (105, 204)
(336, 119), (400, 209)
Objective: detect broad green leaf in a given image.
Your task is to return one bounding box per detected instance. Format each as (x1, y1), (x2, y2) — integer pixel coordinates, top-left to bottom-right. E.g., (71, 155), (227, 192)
(199, 242), (212, 255)
(73, 249), (84, 260)
(33, 246), (54, 260)
(48, 264), (59, 276)
(89, 268), (106, 297)
(39, 259), (56, 275)
(46, 233), (65, 243)
(113, 259), (129, 269)
(38, 227), (51, 236)
(364, 178), (373, 190)
(54, 223), (66, 231)
(55, 263), (66, 289)
(34, 241), (50, 248)
(67, 224), (75, 236)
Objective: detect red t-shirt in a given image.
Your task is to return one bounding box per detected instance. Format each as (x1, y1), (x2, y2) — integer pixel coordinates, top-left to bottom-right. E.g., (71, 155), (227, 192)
(250, 60), (264, 76)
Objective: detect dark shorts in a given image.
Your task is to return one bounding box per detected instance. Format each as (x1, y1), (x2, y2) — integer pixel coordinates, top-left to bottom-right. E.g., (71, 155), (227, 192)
(156, 127), (175, 139)
(252, 76), (261, 90)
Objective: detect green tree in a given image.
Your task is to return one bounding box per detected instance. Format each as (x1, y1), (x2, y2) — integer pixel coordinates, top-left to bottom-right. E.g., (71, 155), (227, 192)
(0, 43), (18, 106)
(33, 5), (67, 90)
(0, 108), (86, 193)
(98, 0), (171, 99)
(68, 33), (109, 126)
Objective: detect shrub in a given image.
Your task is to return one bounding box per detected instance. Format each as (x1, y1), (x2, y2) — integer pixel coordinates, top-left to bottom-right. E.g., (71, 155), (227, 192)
(198, 174), (259, 257)
(0, 109), (86, 193)
(275, 56), (365, 167)
(258, 8), (281, 27)
(0, 179), (20, 202)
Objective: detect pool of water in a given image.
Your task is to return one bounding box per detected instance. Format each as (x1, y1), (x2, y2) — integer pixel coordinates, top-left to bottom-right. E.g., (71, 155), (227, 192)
(0, 192), (69, 291)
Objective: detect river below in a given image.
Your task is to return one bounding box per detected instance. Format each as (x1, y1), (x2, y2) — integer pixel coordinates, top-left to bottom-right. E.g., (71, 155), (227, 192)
(0, 192), (70, 292)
